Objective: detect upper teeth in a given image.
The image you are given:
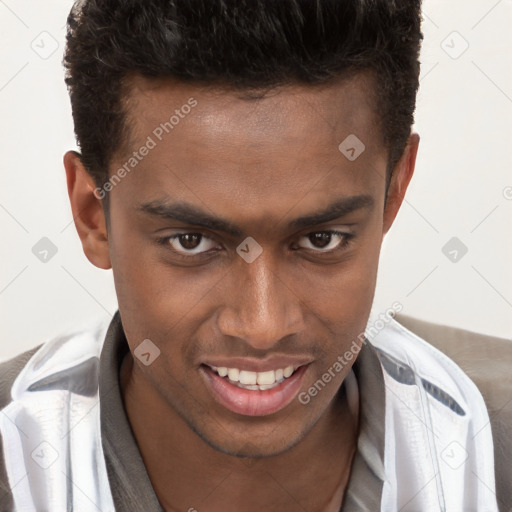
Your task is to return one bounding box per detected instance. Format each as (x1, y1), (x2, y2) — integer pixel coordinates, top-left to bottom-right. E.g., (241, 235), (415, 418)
(212, 365), (296, 389)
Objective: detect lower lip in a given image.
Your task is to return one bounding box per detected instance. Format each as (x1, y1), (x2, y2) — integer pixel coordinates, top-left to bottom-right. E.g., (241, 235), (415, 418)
(200, 364), (309, 417)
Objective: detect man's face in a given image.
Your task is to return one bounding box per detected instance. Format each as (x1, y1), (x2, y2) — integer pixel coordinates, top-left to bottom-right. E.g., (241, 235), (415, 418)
(76, 73), (415, 457)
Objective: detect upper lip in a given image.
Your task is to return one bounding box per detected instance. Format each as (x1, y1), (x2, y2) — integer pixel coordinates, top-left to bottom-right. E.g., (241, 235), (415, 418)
(202, 356), (313, 373)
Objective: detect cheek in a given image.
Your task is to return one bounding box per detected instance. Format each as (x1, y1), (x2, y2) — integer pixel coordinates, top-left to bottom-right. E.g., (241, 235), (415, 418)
(109, 214), (217, 314)
(297, 233), (382, 355)
(109, 229), (225, 370)
(303, 237), (380, 313)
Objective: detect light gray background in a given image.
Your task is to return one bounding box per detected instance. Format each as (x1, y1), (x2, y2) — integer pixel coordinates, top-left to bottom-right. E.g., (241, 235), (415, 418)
(1, 0), (511, 361)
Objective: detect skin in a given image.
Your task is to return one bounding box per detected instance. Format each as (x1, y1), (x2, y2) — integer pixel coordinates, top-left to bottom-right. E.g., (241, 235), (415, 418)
(64, 71), (419, 512)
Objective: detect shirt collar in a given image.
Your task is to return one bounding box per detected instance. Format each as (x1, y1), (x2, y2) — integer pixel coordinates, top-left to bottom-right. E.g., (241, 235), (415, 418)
(340, 338), (386, 510)
(99, 311), (164, 512)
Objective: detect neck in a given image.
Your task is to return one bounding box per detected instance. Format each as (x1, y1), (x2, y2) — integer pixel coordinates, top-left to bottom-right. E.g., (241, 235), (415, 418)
(120, 352), (358, 512)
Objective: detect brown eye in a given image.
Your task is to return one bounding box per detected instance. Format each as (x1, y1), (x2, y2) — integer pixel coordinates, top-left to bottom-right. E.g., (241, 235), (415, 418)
(159, 232), (219, 256)
(296, 230), (351, 253)
(178, 233), (202, 250)
(308, 232), (332, 248)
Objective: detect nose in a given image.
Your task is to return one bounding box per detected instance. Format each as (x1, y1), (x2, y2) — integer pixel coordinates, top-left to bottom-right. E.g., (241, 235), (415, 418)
(216, 250), (305, 350)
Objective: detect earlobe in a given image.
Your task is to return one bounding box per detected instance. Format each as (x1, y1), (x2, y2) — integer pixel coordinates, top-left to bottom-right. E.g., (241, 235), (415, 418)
(382, 132), (420, 235)
(63, 151), (112, 270)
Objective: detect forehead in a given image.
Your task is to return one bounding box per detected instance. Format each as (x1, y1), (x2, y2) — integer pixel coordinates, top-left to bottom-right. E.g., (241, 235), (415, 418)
(123, 71), (382, 149)
(111, 72), (387, 227)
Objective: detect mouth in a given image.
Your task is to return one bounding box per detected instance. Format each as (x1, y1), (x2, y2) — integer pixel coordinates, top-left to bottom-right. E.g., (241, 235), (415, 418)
(200, 363), (310, 417)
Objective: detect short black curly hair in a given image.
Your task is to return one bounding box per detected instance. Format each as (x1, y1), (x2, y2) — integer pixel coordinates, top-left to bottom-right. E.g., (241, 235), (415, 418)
(64, 0), (423, 194)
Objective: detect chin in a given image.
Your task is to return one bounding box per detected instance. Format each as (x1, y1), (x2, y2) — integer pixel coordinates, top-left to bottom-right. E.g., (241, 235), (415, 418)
(195, 425), (308, 459)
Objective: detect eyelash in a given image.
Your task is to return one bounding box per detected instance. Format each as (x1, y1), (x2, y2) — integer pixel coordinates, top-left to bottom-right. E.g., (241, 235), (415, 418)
(155, 230), (355, 259)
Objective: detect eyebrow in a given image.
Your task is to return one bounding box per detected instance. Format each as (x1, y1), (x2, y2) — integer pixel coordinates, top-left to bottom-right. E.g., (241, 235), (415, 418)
(138, 194), (375, 237)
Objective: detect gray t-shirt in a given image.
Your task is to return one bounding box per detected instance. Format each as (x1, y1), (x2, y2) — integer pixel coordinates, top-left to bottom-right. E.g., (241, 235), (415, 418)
(0, 311), (386, 511)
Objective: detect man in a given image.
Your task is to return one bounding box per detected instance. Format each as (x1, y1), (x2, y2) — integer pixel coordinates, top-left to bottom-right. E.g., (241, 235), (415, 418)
(0, 0), (500, 511)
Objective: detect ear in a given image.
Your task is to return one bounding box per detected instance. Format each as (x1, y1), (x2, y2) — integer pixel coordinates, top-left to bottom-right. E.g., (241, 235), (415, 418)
(63, 151), (112, 269)
(382, 132), (420, 235)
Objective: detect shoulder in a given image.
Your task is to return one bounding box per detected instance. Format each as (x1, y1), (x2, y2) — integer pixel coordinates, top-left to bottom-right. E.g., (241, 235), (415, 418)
(367, 311), (496, 414)
(390, 313), (512, 509)
(367, 311), (504, 509)
(0, 316), (112, 411)
(367, 311), (493, 461)
(367, 312), (504, 406)
(0, 344), (44, 411)
(383, 312), (511, 432)
(0, 317), (115, 512)
(392, 313), (512, 410)
(0, 344), (44, 511)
